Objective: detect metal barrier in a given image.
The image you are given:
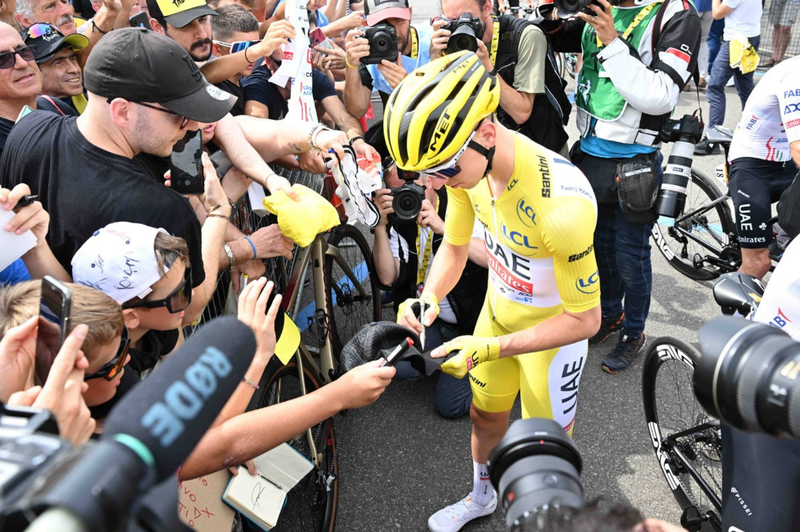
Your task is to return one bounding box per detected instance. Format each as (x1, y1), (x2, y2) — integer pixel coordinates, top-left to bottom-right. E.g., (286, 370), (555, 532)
(183, 168), (326, 337)
(760, 0), (800, 65)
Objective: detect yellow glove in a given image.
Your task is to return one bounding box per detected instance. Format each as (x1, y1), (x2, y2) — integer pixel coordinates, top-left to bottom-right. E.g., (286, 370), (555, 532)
(439, 336), (501, 379)
(396, 293), (439, 328)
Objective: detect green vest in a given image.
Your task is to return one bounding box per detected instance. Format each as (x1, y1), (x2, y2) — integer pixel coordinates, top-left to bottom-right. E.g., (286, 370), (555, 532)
(576, 3), (663, 122)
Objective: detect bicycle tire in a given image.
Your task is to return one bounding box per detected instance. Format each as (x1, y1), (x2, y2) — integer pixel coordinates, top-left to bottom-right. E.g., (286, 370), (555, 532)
(255, 359), (338, 532)
(651, 169), (736, 281)
(325, 224), (381, 355)
(642, 337), (722, 532)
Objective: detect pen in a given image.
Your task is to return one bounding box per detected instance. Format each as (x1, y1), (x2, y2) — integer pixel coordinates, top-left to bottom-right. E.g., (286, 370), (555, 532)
(13, 195), (38, 211)
(419, 301), (426, 351)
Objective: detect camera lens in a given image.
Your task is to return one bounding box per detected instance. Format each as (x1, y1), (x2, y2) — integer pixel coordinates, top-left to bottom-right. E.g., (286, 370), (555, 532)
(447, 25), (479, 53)
(392, 187), (423, 222)
(696, 316), (800, 440)
(375, 35), (388, 51)
(552, 0), (592, 17)
(487, 418), (584, 530)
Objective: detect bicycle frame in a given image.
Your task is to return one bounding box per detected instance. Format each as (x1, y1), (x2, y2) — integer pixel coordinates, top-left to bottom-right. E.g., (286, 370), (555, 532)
(669, 195), (733, 258)
(274, 229), (370, 467)
(663, 420), (723, 513)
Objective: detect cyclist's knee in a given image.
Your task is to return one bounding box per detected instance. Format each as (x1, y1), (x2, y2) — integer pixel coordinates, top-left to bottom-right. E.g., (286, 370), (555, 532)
(470, 403), (511, 430)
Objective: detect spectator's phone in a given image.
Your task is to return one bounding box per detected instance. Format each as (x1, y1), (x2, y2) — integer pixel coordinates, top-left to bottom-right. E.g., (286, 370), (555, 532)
(209, 150), (233, 178)
(129, 12), (152, 30)
(170, 130), (205, 195)
(309, 27), (326, 48)
(36, 276), (72, 365)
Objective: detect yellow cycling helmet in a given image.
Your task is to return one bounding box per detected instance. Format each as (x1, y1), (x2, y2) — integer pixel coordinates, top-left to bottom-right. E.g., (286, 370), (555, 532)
(383, 50), (500, 172)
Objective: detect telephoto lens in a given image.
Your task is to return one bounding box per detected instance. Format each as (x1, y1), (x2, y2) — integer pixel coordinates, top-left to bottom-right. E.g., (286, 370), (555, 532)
(552, 0), (596, 17)
(696, 316), (800, 441)
(487, 418), (583, 531)
(655, 115), (703, 218)
(447, 24), (479, 53)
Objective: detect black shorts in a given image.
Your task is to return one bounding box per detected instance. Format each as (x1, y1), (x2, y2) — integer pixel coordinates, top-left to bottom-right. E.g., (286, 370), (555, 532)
(728, 157), (797, 248)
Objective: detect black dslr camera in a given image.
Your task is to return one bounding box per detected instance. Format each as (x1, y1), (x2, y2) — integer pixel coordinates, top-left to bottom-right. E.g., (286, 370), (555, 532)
(438, 13), (485, 54)
(361, 22), (398, 65)
(383, 159), (425, 225)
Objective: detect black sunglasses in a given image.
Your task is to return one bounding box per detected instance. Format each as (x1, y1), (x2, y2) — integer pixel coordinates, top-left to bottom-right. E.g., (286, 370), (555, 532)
(0, 46), (35, 69)
(135, 102), (190, 130)
(124, 267), (193, 314)
(84, 327), (130, 382)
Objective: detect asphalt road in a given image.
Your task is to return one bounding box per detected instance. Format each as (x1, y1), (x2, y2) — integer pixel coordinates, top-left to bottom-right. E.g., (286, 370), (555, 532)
(330, 5), (770, 531)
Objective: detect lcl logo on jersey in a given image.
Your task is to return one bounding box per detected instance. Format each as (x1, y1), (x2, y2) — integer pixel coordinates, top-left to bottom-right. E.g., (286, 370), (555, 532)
(516, 199), (537, 228)
(500, 224), (538, 256)
(575, 271), (599, 294)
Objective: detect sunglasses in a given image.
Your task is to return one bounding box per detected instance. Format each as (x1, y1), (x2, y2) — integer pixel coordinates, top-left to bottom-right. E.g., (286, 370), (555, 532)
(135, 102), (190, 130)
(213, 39), (261, 54)
(84, 327), (130, 382)
(24, 23), (59, 40)
(0, 46), (35, 69)
(124, 267), (193, 314)
(423, 131), (475, 180)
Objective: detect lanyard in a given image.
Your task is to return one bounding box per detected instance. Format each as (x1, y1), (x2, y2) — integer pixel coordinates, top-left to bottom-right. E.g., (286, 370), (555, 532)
(596, 2), (659, 48)
(416, 226), (433, 286)
(490, 20), (499, 65)
(409, 26), (419, 59)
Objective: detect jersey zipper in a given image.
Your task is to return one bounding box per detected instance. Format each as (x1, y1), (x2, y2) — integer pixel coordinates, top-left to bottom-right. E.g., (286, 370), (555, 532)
(491, 198), (498, 322)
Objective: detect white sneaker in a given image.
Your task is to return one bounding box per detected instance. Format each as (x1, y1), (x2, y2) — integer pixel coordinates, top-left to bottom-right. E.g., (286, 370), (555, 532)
(427, 491), (498, 532)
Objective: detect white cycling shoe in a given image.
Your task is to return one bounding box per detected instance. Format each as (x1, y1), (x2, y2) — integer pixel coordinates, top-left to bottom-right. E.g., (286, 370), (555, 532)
(427, 491), (498, 532)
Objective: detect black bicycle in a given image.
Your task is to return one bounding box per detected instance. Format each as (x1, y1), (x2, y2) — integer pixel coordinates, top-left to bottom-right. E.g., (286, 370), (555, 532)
(652, 126), (787, 281)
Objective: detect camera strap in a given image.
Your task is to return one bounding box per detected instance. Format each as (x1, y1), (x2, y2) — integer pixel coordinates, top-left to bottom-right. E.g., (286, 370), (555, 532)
(490, 19), (500, 65)
(409, 26), (419, 59)
(595, 1), (660, 48)
(416, 226), (434, 286)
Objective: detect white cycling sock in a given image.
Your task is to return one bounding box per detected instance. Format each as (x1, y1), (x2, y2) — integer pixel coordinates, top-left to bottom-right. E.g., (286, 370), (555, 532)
(470, 461), (494, 507)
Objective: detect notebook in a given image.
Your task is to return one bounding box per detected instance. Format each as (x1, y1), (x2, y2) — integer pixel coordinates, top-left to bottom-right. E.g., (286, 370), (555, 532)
(222, 443), (314, 531)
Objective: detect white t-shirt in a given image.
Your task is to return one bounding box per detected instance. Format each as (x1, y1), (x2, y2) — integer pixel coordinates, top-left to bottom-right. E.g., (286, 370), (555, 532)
(722, 0), (762, 40)
(722, 0), (762, 41)
(729, 56), (800, 163)
(389, 219), (484, 324)
(753, 238), (800, 340)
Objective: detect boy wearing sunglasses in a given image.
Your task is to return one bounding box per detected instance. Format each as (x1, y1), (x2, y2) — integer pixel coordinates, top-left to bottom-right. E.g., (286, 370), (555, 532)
(0, 280), (129, 413)
(72, 222), (192, 377)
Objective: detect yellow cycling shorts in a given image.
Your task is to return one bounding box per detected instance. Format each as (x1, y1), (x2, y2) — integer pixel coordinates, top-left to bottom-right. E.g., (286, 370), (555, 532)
(467, 311), (587, 436)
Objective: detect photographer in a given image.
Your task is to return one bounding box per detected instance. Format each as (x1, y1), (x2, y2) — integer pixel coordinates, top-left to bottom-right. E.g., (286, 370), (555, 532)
(372, 165), (487, 419)
(540, 0), (701, 373)
(343, 0), (432, 120)
(432, 0), (572, 154)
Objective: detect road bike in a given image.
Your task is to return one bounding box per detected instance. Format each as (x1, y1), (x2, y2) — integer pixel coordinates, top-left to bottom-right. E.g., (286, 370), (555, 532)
(642, 273), (763, 531)
(651, 126), (786, 281)
(189, 167), (381, 532)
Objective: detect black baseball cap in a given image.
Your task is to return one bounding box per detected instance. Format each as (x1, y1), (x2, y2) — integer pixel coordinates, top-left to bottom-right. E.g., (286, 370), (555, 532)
(21, 23), (89, 63)
(146, 0), (217, 28)
(84, 28), (235, 123)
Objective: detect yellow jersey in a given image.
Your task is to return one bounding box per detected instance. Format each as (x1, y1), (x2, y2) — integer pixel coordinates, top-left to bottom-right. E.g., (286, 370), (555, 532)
(444, 133), (600, 332)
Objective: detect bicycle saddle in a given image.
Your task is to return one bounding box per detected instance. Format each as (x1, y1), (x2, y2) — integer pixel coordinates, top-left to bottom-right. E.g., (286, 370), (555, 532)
(712, 272), (765, 316)
(339, 322), (457, 376)
(706, 125), (734, 145)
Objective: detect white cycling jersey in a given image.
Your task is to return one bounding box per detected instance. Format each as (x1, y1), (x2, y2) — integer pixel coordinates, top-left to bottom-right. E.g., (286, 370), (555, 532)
(753, 238), (800, 340)
(729, 56), (800, 164)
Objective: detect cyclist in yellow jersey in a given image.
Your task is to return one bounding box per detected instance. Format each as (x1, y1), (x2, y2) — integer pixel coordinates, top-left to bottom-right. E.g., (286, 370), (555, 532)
(386, 51), (601, 532)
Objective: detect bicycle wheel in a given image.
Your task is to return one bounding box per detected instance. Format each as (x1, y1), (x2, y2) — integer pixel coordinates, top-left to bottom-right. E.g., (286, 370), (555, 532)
(255, 359), (338, 532)
(642, 337), (722, 532)
(325, 224), (381, 355)
(651, 169), (736, 281)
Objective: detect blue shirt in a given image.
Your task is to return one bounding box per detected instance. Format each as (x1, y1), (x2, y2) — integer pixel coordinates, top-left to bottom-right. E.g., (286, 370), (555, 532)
(366, 24), (432, 95)
(0, 259), (31, 285)
(581, 119), (657, 158)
